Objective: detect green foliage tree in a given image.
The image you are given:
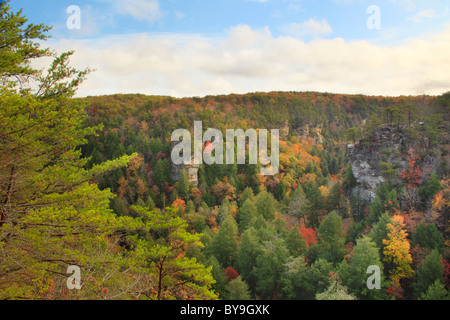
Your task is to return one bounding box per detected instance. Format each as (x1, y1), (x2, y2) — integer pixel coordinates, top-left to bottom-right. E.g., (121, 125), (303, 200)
(368, 212), (392, 258)
(245, 164), (260, 194)
(382, 105), (404, 126)
(303, 182), (325, 228)
(0, 2), (46, 84)
(279, 256), (310, 300)
(0, 2), (220, 301)
(222, 276), (252, 300)
(236, 227), (261, 292)
(210, 214), (239, 267)
(185, 199), (195, 214)
(217, 198), (232, 226)
(326, 181), (344, 215)
(317, 211), (346, 265)
(238, 198), (258, 232)
(418, 173), (442, 207)
(367, 196), (384, 225)
(285, 227), (307, 257)
(146, 190), (156, 208)
(154, 159), (171, 191)
(306, 258), (334, 297)
(346, 127), (360, 144)
(239, 187), (256, 206)
(315, 275), (356, 300)
(420, 280), (449, 300)
(274, 181), (287, 201)
(338, 236), (387, 299)
(379, 162), (398, 185)
(177, 168), (190, 200)
(412, 223), (445, 252)
(254, 237), (289, 299)
(350, 189), (368, 222)
(412, 250), (444, 299)
(256, 191), (278, 221)
(343, 163), (357, 190)
(111, 196), (129, 216)
(0, 1), (143, 299)
(362, 114), (383, 139)
(130, 206), (217, 300)
(424, 114), (445, 148)
(207, 255), (227, 298)
(0, 173), (136, 299)
(255, 191), (278, 221)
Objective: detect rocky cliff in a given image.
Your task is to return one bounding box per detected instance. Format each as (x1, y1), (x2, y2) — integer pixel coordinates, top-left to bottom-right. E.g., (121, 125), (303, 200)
(347, 124), (443, 202)
(170, 141), (199, 186)
(171, 160), (199, 186)
(293, 121), (324, 144)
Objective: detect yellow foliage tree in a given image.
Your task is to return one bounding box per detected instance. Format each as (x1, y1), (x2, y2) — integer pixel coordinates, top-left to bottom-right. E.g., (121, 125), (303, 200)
(319, 185), (330, 198)
(382, 215), (414, 287)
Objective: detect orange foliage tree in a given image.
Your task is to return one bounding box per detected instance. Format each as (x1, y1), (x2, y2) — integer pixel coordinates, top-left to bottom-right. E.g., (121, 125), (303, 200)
(399, 148), (422, 188)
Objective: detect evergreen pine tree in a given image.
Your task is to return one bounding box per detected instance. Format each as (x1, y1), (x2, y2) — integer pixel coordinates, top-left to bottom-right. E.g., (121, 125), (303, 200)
(412, 250), (444, 299)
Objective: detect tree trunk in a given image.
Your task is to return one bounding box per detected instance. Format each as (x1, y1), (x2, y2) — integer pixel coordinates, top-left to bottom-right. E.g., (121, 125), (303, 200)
(157, 262), (164, 300)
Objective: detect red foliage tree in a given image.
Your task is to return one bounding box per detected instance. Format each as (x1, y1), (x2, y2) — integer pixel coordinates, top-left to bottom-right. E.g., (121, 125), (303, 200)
(442, 259), (450, 289)
(299, 227), (317, 248)
(224, 266), (239, 282)
(399, 148), (422, 188)
(386, 284), (404, 300)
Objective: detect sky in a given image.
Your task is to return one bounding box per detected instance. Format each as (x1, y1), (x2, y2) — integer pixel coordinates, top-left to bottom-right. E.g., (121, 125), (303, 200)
(11, 0), (450, 98)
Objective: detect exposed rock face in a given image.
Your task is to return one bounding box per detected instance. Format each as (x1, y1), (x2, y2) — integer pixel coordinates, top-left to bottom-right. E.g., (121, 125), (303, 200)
(347, 143), (386, 201)
(185, 163), (199, 186)
(279, 120), (290, 138)
(347, 124), (441, 202)
(294, 121), (324, 144)
(311, 124), (324, 144)
(171, 159), (199, 186)
(170, 141), (199, 186)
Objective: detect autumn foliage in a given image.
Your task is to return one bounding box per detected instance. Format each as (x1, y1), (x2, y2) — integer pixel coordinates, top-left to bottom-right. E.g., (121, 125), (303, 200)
(299, 227), (317, 248)
(383, 215), (415, 287)
(1, 1), (449, 300)
(399, 148), (422, 188)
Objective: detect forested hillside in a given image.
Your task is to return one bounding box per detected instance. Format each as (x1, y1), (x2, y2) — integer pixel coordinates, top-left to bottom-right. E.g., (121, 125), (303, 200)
(1, 1), (449, 300)
(78, 90), (449, 300)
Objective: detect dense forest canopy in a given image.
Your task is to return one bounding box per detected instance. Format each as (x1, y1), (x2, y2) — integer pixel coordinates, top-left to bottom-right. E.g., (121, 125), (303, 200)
(1, 1), (449, 301)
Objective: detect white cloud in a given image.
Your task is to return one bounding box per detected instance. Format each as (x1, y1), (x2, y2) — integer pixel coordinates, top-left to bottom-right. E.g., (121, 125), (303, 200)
(113, 0), (161, 23)
(282, 19), (333, 39)
(390, 0), (415, 11)
(408, 9), (437, 23)
(46, 23), (450, 98)
(333, 0), (415, 10)
(333, 0), (417, 11)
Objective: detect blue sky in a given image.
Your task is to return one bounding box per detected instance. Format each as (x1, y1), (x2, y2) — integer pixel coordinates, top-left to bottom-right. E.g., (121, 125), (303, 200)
(14, 0), (449, 41)
(10, 0), (450, 97)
